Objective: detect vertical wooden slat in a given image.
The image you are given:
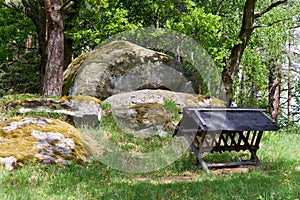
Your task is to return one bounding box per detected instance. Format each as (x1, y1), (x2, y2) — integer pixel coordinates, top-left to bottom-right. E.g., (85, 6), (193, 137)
(250, 130), (257, 146)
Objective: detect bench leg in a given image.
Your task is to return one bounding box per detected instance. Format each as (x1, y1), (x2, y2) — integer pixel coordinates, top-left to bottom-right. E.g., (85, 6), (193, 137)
(250, 131), (263, 166)
(250, 150), (262, 166)
(184, 135), (210, 173)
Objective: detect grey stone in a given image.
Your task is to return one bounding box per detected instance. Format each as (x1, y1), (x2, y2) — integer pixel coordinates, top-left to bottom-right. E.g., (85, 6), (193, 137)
(104, 89), (226, 110)
(102, 90), (225, 137)
(65, 41), (199, 99)
(6, 96), (102, 128)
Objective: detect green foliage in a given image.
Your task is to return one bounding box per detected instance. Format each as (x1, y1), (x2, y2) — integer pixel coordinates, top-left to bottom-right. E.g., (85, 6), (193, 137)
(233, 47), (269, 108)
(1, 93), (42, 104)
(166, 4), (223, 64)
(0, 4), (40, 97)
(197, 0), (246, 62)
(65, 0), (140, 54)
(0, 4), (34, 61)
(100, 102), (112, 110)
(163, 100), (180, 122)
(6, 110), (63, 119)
(0, 55), (40, 97)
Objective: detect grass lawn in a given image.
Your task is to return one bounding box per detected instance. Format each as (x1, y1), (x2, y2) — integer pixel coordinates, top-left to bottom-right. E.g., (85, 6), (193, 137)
(0, 129), (299, 200)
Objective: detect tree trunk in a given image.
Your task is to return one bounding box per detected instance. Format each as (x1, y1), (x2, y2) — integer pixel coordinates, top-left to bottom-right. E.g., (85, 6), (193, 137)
(268, 58), (281, 124)
(21, 0), (82, 93)
(21, 0), (47, 94)
(287, 37), (293, 125)
(240, 71), (246, 105)
(25, 36), (32, 53)
(43, 0), (64, 97)
(221, 0), (256, 105)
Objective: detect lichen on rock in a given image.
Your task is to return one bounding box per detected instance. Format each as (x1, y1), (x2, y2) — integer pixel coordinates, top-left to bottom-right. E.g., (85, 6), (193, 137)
(102, 90), (226, 137)
(62, 53), (90, 96)
(0, 117), (90, 170)
(5, 95), (102, 128)
(63, 41), (200, 99)
(110, 102), (170, 136)
(104, 89), (226, 111)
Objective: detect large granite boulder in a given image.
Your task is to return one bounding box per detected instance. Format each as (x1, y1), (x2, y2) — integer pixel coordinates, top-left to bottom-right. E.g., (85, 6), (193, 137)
(0, 117), (91, 170)
(63, 41), (199, 99)
(5, 95), (102, 128)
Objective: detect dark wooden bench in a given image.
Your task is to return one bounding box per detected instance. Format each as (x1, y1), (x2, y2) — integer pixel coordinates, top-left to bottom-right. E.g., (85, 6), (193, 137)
(173, 107), (278, 173)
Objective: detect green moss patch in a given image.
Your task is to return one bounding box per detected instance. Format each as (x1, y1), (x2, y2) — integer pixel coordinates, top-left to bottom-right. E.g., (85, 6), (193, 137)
(0, 117), (90, 169)
(62, 53), (90, 95)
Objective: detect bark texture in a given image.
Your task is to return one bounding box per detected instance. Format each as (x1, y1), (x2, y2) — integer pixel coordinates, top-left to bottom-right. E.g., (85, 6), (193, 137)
(221, 0), (256, 105)
(269, 58), (281, 124)
(221, 0), (287, 105)
(43, 0), (64, 97)
(20, 0), (83, 95)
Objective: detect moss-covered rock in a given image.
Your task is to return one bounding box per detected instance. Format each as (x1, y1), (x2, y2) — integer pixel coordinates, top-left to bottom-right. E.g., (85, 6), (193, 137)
(0, 117), (90, 170)
(104, 89), (226, 112)
(62, 53), (90, 96)
(103, 90), (226, 137)
(63, 41), (199, 99)
(5, 95), (102, 128)
(110, 102), (170, 137)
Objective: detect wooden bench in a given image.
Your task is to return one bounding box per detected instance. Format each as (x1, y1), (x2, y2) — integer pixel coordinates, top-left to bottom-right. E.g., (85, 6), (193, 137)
(173, 107), (278, 173)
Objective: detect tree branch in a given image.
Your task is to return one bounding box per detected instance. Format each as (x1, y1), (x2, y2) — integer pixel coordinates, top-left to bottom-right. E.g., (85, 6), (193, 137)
(61, 0), (73, 11)
(281, 87), (295, 92)
(21, 0), (31, 9)
(254, 0), (287, 19)
(1, 1), (23, 12)
(288, 24), (300, 30)
(253, 18), (291, 29)
(215, 0), (226, 14)
(44, 0), (55, 29)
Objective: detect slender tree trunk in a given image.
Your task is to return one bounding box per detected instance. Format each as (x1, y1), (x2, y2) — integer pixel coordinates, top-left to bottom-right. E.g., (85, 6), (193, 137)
(221, 0), (256, 105)
(25, 36), (32, 53)
(240, 71), (246, 105)
(269, 58), (281, 124)
(221, 0), (287, 105)
(43, 0), (64, 97)
(287, 38), (293, 125)
(251, 81), (257, 102)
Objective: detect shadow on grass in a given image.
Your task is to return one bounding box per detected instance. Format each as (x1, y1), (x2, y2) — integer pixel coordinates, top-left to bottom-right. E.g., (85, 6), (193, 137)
(1, 158), (299, 200)
(21, 158), (299, 200)
(102, 167), (300, 200)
